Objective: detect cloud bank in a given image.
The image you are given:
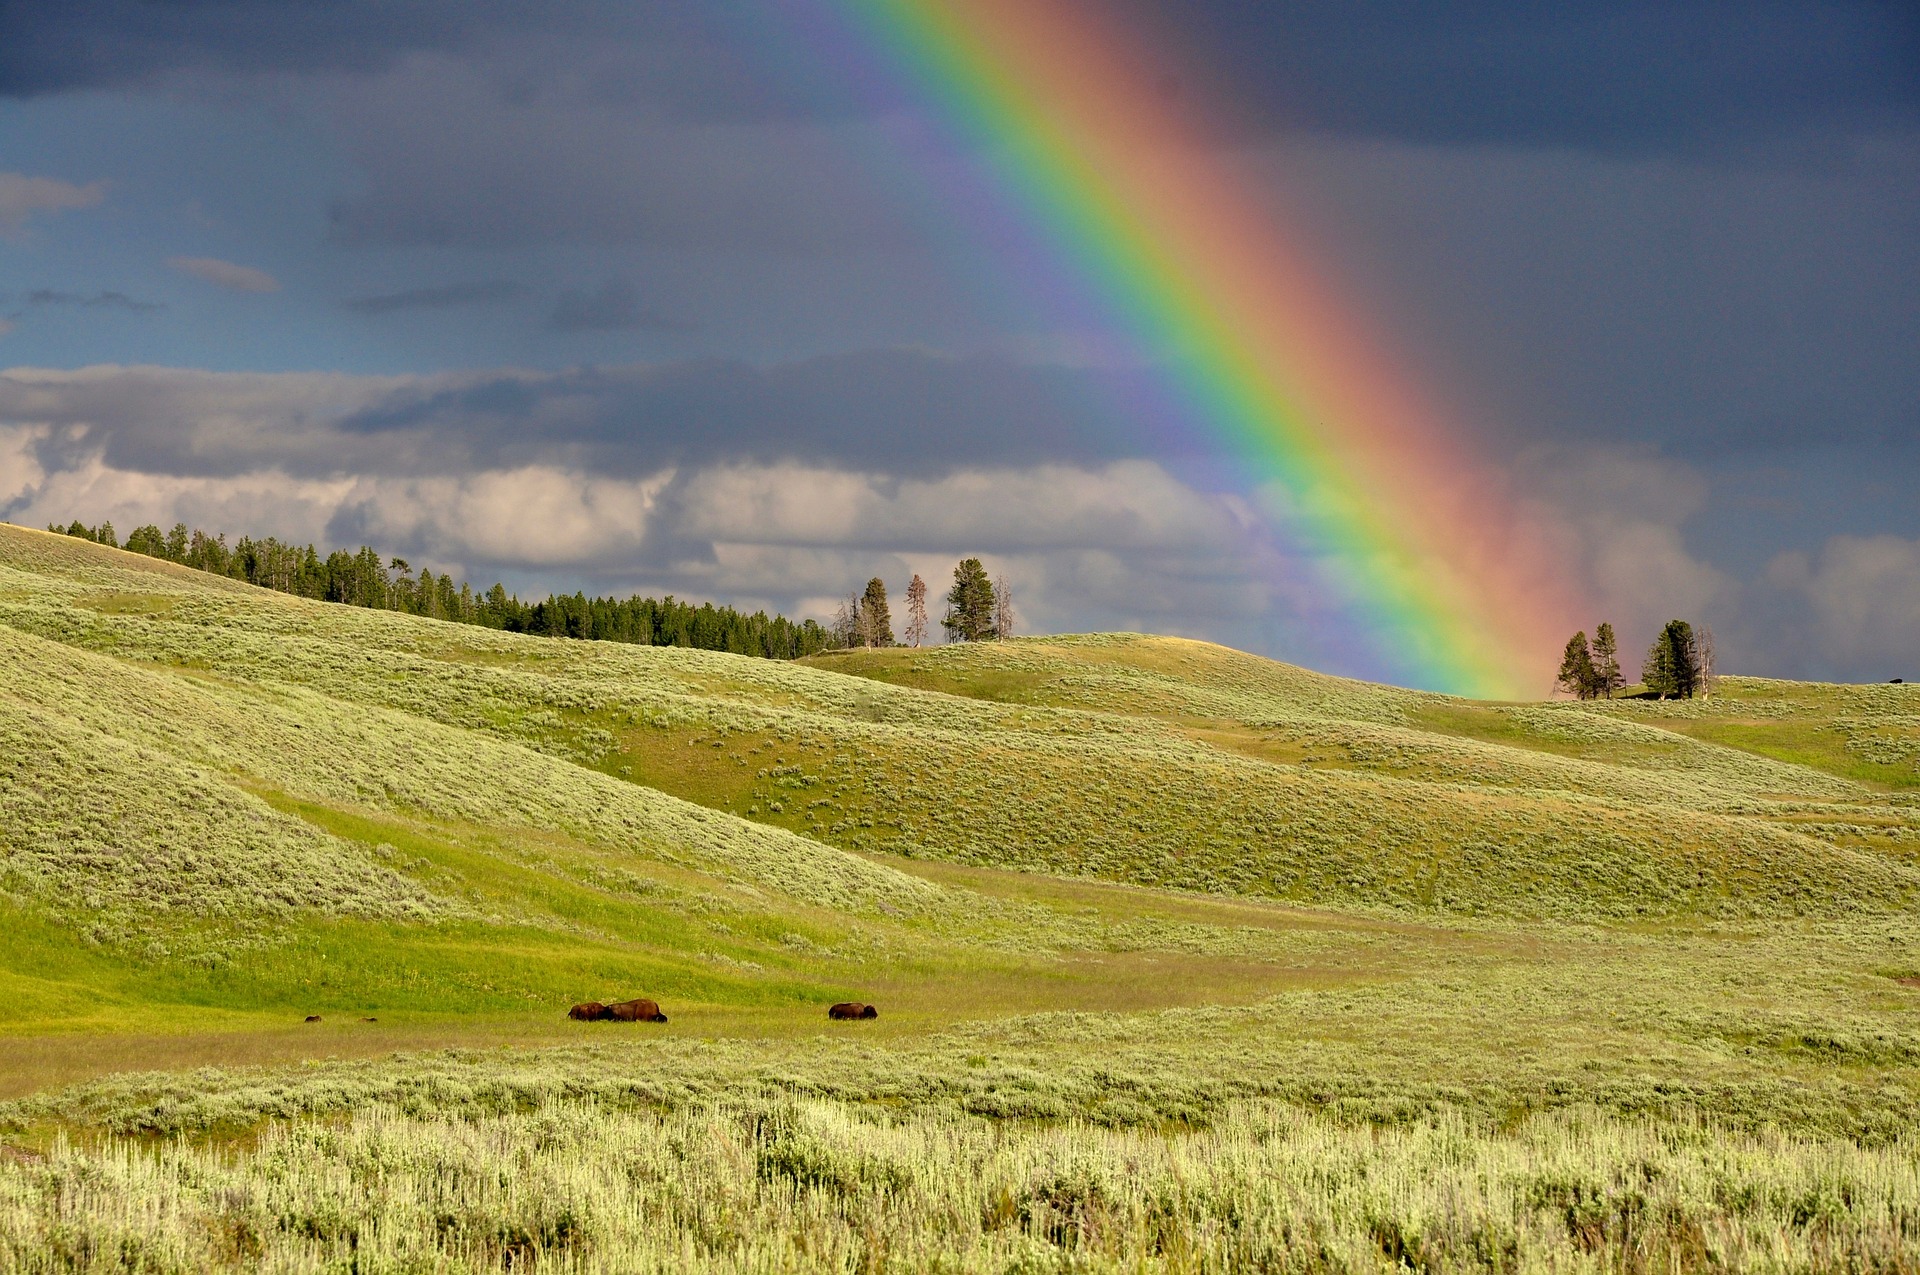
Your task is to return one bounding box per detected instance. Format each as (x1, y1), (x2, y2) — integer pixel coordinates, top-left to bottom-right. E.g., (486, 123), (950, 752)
(1, 361), (1914, 684)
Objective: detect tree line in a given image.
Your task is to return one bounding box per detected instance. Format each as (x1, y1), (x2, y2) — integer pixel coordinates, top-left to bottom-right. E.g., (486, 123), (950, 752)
(48, 519), (833, 660)
(832, 557), (1016, 648)
(1557, 618), (1715, 700)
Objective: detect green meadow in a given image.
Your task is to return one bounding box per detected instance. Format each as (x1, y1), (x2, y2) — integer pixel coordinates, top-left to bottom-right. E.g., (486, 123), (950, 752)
(2, 522), (1918, 1271)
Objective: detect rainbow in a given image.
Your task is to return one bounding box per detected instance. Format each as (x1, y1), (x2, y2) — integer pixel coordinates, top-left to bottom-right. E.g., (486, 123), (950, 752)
(802, 0), (1582, 696)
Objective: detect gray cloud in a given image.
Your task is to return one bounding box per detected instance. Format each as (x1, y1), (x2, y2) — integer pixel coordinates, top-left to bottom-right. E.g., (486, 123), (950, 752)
(166, 256), (280, 292)
(25, 289), (163, 313)
(319, 53), (906, 251)
(344, 280), (524, 315)
(1762, 536), (1920, 680)
(548, 279), (682, 333)
(0, 354), (1158, 482)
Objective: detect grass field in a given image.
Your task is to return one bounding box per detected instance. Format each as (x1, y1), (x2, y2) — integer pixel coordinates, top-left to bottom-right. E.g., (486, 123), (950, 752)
(2, 522), (1918, 1271)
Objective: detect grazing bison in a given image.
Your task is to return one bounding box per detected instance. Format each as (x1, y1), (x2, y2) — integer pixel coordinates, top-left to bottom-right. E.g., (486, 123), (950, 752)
(606, 998), (668, 1023)
(827, 1002), (878, 1020)
(303, 1015), (322, 1023)
(568, 1002), (611, 1021)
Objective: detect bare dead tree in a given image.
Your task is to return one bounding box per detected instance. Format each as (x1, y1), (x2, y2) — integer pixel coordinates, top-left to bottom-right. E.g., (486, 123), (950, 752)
(993, 574), (1014, 640)
(1696, 623), (1716, 698)
(904, 574), (928, 647)
(832, 592), (861, 649)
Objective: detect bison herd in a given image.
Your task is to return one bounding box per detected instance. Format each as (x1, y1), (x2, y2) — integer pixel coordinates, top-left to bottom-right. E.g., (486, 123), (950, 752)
(568, 998), (668, 1022)
(567, 998), (880, 1021)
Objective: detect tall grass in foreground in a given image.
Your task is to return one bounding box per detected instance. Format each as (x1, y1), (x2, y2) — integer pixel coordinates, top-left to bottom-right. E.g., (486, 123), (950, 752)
(5, 1101), (1917, 1272)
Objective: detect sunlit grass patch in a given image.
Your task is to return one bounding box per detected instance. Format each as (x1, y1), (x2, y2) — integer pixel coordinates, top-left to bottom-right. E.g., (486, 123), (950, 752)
(10, 1100), (1920, 1273)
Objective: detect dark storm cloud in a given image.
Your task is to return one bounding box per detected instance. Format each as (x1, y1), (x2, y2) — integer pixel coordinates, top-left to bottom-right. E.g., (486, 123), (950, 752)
(0, 0), (473, 93)
(6, 2), (1909, 154)
(0, 350), (1157, 482)
(344, 281), (525, 315)
(0, 1), (840, 122)
(1123, 1), (1918, 153)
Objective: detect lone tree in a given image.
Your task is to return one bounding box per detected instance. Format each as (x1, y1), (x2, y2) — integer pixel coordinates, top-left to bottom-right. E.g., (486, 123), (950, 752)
(942, 557), (997, 642)
(1642, 619), (1701, 699)
(903, 574), (929, 647)
(859, 577), (894, 647)
(993, 574), (1014, 640)
(1591, 621), (1623, 699)
(1556, 631), (1598, 699)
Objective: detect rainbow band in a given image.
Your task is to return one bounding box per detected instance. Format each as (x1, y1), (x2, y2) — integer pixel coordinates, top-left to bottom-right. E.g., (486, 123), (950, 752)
(831, 0), (1577, 697)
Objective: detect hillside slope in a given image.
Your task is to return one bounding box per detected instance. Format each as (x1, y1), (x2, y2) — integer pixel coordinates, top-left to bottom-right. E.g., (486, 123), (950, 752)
(5, 524), (1920, 1269)
(0, 523), (1912, 1051)
(5, 523), (1913, 940)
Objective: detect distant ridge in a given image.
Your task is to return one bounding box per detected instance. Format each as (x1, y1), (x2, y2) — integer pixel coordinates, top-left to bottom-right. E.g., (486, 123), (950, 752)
(41, 517), (832, 659)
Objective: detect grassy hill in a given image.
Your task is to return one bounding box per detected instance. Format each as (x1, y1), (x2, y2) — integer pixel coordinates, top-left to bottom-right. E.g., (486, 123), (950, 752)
(2, 522), (1918, 1271)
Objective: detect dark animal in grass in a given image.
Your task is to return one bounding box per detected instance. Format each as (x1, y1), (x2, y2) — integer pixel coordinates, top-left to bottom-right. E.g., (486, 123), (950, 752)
(828, 1002), (878, 1020)
(568, 1002), (611, 1021)
(304, 1015), (322, 1023)
(606, 998), (668, 1023)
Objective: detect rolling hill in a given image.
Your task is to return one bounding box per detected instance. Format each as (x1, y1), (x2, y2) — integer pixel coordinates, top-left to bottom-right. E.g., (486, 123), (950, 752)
(2, 521), (1918, 1271)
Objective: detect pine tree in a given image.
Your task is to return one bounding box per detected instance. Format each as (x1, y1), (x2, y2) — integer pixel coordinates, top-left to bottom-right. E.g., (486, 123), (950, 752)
(860, 577), (894, 647)
(993, 574), (1014, 640)
(903, 574), (928, 648)
(1556, 631), (1597, 699)
(1642, 620), (1700, 699)
(1641, 634), (1673, 698)
(124, 524), (166, 557)
(942, 558), (996, 642)
(1591, 622), (1622, 699)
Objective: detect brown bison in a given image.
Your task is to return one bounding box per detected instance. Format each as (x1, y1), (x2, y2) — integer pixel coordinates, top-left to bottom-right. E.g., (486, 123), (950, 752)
(827, 1002), (878, 1020)
(605, 998), (668, 1023)
(568, 1002), (611, 1021)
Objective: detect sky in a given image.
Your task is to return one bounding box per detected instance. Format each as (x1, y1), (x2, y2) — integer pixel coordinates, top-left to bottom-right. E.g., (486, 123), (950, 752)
(0, 0), (1915, 688)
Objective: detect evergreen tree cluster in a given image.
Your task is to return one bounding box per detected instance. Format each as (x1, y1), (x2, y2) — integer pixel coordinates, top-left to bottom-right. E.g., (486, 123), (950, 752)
(832, 558), (1017, 648)
(1642, 619), (1713, 700)
(1554, 617), (1715, 700)
(1555, 622), (1624, 700)
(49, 519), (832, 660)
